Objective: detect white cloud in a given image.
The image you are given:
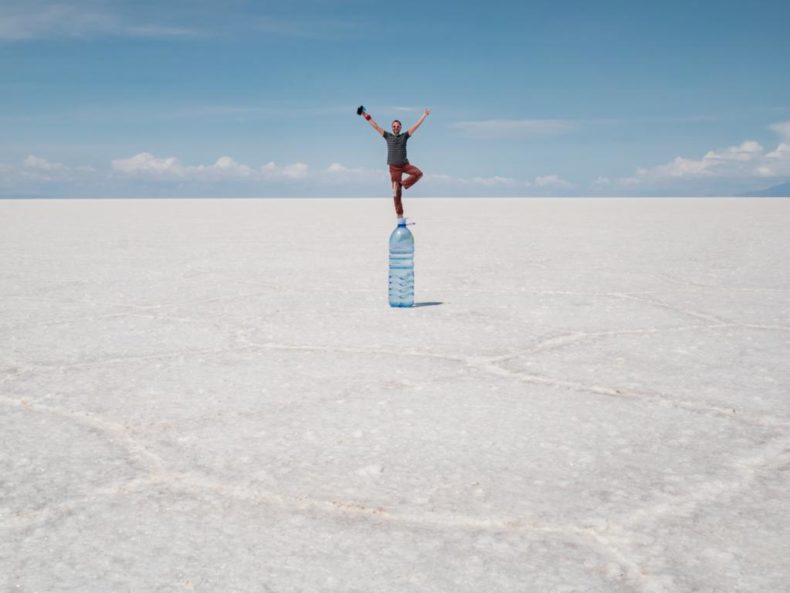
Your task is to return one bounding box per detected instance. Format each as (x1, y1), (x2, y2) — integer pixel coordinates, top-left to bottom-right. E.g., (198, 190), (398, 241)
(112, 153), (309, 181)
(0, 3), (200, 41)
(425, 173), (517, 186)
(17, 154), (94, 181)
(326, 163), (349, 174)
(534, 174), (574, 188)
(0, 2), (359, 42)
(112, 152), (184, 176)
(208, 156), (254, 177)
(124, 24), (199, 38)
(0, 155), (96, 188)
(0, 5), (113, 40)
(425, 172), (577, 191)
(636, 155), (716, 179)
(468, 175), (516, 186)
(703, 140), (763, 164)
(769, 121), (790, 140)
(24, 154), (70, 174)
(323, 162), (386, 183)
(617, 122), (790, 187)
(2, 152), (581, 196)
(108, 156), (548, 191)
(618, 139), (790, 186)
(177, 156), (256, 179)
(284, 163), (309, 179)
(759, 143), (790, 177)
(450, 119), (575, 139)
(262, 161), (309, 179)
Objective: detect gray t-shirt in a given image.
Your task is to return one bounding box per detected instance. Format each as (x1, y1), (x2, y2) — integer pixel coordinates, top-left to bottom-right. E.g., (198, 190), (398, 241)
(383, 131), (410, 166)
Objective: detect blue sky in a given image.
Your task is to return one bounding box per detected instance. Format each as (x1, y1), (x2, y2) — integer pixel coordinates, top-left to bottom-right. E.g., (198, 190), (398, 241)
(1, 0), (789, 197)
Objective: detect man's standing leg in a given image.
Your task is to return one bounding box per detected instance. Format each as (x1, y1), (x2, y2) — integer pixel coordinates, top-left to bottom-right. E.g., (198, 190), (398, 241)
(389, 165), (404, 217)
(401, 163), (423, 190)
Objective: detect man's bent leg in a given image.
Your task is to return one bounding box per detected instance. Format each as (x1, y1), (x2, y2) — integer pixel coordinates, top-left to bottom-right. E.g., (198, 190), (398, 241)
(401, 164), (423, 190)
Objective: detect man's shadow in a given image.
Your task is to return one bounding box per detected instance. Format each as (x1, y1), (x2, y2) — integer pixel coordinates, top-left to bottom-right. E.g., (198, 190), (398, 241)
(412, 301), (443, 308)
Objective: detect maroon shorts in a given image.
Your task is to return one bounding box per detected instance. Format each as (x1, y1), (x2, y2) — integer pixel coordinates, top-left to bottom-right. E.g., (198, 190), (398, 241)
(389, 163), (423, 189)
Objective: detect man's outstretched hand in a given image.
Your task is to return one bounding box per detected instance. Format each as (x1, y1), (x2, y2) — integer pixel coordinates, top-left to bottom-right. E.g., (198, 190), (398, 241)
(356, 105), (366, 116)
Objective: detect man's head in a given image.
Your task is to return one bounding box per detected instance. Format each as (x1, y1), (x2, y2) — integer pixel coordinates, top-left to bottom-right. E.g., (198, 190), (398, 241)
(391, 120), (402, 134)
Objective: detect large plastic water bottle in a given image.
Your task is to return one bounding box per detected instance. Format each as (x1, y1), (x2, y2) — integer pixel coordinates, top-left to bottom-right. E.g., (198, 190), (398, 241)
(388, 218), (414, 307)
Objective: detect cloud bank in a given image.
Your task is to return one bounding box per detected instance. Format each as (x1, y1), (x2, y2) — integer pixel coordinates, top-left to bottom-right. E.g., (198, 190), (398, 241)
(617, 136), (790, 190)
(0, 2), (200, 41)
(4, 121), (790, 197)
(111, 153), (309, 181)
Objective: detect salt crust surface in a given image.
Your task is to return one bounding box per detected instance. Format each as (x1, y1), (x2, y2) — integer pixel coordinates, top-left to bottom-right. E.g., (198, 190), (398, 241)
(1, 197), (789, 593)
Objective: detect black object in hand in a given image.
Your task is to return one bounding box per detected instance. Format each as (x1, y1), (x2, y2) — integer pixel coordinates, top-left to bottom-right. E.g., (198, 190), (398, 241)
(356, 105), (365, 115)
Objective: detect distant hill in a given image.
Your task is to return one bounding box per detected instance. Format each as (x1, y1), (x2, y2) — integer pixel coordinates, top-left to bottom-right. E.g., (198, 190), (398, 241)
(735, 182), (790, 197)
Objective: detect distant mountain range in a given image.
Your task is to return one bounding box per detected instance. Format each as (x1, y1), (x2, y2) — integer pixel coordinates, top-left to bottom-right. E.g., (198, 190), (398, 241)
(735, 182), (790, 197)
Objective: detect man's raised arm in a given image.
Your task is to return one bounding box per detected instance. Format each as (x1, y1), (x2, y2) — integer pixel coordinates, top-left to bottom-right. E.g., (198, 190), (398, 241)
(357, 105), (384, 135)
(408, 108), (431, 136)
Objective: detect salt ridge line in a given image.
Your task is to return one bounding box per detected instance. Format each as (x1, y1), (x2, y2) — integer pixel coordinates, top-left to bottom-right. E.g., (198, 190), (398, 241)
(5, 316), (789, 370)
(2, 287), (787, 335)
(1, 386), (787, 536)
(233, 337), (790, 429)
(0, 390), (648, 589)
(0, 394), (165, 476)
(3, 321), (790, 428)
(1, 467), (668, 593)
(2, 394), (785, 593)
(610, 292), (733, 324)
(487, 324), (732, 363)
(622, 435), (790, 529)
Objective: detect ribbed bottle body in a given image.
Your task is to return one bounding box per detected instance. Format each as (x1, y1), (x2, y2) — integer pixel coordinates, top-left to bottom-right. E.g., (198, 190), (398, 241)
(388, 221), (414, 307)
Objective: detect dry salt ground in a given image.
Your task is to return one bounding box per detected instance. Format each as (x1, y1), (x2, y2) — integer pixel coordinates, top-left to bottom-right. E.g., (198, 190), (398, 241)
(1, 197), (789, 593)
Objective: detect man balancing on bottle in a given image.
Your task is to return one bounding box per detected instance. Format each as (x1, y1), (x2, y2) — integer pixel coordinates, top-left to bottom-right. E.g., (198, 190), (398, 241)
(357, 105), (430, 218)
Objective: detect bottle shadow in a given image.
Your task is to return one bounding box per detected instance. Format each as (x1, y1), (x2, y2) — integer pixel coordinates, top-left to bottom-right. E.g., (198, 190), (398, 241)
(412, 301), (444, 308)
